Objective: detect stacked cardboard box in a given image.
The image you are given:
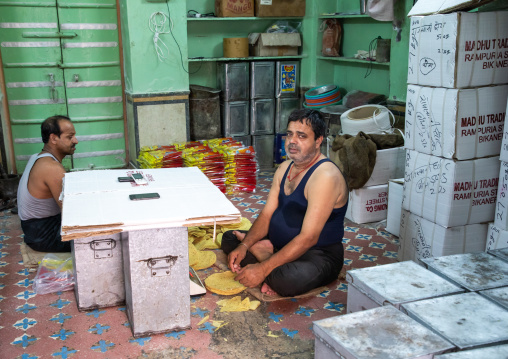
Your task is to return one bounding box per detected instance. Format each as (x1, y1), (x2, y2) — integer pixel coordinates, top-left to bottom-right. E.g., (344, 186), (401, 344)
(400, 10), (508, 262)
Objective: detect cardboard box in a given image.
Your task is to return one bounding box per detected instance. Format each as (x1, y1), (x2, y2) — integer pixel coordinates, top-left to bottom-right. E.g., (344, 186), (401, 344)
(486, 222), (508, 251)
(248, 33), (301, 57)
(405, 84), (508, 160)
(345, 184), (388, 224)
(346, 261), (464, 313)
(407, 11), (508, 88)
(215, 0), (254, 17)
(364, 147), (405, 186)
(495, 161), (508, 230)
(254, 0), (306, 17)
(408, 0), (494, 16)
(399, 209), (488, 263)
(499, 98), (508, 162)
(386, 178), (404, 236)
(402, 150), (500, 227)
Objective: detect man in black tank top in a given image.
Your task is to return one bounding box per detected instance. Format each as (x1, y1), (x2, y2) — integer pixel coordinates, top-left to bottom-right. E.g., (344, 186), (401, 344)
(17, 115), (78, 252)
(222, 109), (349, 297)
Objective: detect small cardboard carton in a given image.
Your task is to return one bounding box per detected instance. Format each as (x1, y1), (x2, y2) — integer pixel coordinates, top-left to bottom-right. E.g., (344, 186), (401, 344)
(408, 0), (494, 16)
(215, 0), (254, 17)
(364, 147), (405, 187)
(407, 11), (508, 88)
(402, 150), (500, 227)
(398, 209), (488, 263)
(248, 33), (301, 57)
(346, 184), (388, 224)
(499, 98), (508, 162)
(254, 0), (306, 17)
(405, 84), (507, 160)
(386, 178), (404, 237)
(486, 222), (508, 251)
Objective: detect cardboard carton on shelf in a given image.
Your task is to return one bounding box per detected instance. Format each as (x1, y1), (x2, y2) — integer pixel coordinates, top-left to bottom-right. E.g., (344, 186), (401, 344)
(405, 84), (508, 160)
(407, 11), (508, 88)
(248, 33), (301, 57)
(254, 0), (306, 17)
(215, 0), (254, 17)
(402, 150), (500, 228)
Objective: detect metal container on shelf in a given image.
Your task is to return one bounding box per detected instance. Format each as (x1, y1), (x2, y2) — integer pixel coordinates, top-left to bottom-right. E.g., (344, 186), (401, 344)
(232, 135), (252, 146)
(275, 97), (300, 133)
(275, 60), (299, 98)
(253, 134), (274, 169)
(217, 62), (249, 101)
(221, 100), (250, 136)
(250, 61), (275, 99)
(320, 104), (348, 136)
(251, 98), (275, 135)
(189, 85), (221, 140)
(71, 233), (125, 311)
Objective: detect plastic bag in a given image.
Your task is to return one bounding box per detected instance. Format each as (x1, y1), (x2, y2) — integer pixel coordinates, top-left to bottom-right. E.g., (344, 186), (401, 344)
(33, 253), (74, 295)
(266, 21), (301, 34)
(321, 19), (342, 57)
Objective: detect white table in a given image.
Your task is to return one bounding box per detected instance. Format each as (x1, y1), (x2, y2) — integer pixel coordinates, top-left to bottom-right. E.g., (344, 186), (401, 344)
(62, 167), (241, 337)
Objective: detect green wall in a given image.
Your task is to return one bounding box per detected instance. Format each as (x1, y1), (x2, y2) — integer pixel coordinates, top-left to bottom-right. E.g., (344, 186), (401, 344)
(120, 0), (189, 95)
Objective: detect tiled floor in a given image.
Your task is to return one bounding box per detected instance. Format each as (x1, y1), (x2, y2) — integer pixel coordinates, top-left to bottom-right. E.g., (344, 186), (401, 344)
(0, 171), (399, 359)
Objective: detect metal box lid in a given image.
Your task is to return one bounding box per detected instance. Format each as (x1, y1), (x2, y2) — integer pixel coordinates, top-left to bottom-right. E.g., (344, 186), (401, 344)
(434, 344), (508, 358)
(489, 247), (508, 263)
(346, 261), (464, 307)
(479, 286), (508, 310)
(313, 305), (454, 359)
(401, 292), (508, 350)
(422, 252), (508, 291)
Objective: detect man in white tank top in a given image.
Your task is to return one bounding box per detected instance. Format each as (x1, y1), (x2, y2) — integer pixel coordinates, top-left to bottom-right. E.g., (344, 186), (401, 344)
(17, 115), (78, 252)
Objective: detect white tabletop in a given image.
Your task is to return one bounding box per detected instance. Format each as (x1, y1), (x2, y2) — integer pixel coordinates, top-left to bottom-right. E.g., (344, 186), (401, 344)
(61, 167), (241, 240)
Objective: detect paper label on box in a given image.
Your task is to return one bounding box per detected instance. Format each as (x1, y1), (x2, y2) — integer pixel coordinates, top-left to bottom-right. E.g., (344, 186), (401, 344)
(260, 0), (272, 4)
(280, 64), (297, 93)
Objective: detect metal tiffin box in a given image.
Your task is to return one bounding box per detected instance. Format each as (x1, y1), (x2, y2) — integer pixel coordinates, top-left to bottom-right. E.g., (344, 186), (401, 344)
(71, 233), (125, 311)
(421, 252), (508, 291)
(221, 100), (250, 137)
(275, 60), (299, 98)
(479, 286), (508, 310)
(275, 97), (300, 133)
(250, 61), (275, 99)
(346, 260), (464, 314)
(216, 62), (249, 101)
(250, 98), (274, 135)
(401, 292), (508, 350)
(312, 305), (454, 359)
(252, 134), (274, 170)
(121, 227), (190, 338)
(434, 344), (508, 359)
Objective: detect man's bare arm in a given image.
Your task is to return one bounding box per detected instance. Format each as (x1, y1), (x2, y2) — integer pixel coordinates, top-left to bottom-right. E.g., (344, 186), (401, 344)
(42, 161), (66, 208)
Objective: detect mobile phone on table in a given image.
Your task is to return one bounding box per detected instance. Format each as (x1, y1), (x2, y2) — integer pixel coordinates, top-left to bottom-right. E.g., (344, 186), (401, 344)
(118, 176), (135, 182)
(129, 193), (160, 201)
(130, 173), (148, 185)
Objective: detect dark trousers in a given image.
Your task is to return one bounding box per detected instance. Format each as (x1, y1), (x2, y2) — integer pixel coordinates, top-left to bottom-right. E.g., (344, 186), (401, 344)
(21, 214), (70, 253)
(221, 230), (344, 297)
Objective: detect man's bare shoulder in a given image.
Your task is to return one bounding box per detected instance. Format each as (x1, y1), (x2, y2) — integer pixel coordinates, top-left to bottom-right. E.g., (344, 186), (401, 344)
(31, 157), (65, 178)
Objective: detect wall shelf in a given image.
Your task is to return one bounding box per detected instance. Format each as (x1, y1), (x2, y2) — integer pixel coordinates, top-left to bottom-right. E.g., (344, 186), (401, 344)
(318, 14), (369, 19)
(316, 56), (390, 66)
(187, 17), (303, 21)
(188, 55), (306, 62)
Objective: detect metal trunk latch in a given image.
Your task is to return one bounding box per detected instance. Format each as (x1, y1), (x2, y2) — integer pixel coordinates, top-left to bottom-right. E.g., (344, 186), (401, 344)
(89, 239), (116, 259)
(146, 255), (178, 277)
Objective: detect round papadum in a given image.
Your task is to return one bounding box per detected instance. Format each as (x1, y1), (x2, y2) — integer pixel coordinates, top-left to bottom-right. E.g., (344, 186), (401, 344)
(192, 250), (216, 270)
(204, 270), (246, 295)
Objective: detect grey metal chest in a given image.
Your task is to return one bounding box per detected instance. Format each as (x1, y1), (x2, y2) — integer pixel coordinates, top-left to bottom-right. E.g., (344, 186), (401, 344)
(250, 98), (274, 135)
(346, 260), (464, 313)
(71, 233), (125, 311)
(221, 100), (250, 137)
(422, 252), (508, 291)
(434, 344), (508, 358)
(401, 292), (508, 350)
(217, 62), (249, 101)
(250, 61), (274, 99)
(479, 286), (508, 310)
(122, 227), (190, 338)
(275, 97), (300, 133)
(313, 305), (454, 359)
(489, 247), (508, 263)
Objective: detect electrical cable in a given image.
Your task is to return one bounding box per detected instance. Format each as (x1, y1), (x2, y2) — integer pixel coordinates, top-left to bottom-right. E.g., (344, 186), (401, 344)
(364, 36), (380, 78)
(148, 11), (172, 62)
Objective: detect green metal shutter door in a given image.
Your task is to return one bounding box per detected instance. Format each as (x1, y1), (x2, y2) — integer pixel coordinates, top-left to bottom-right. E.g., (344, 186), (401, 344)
(0, 0), (126, 172)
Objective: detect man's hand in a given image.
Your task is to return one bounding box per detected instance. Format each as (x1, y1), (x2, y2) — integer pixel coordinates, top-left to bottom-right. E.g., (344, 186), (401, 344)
(235, 263), (267, 288)
(227, 231), (247, 273)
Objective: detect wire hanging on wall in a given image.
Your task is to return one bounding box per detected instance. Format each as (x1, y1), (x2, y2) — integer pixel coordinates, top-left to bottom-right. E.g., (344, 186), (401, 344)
(364, 36), (380, 79)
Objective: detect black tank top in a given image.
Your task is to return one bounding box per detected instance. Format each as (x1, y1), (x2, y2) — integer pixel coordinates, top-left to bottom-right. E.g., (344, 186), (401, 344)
(268, 158), (348, 249)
